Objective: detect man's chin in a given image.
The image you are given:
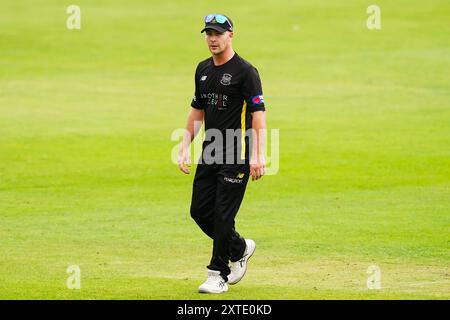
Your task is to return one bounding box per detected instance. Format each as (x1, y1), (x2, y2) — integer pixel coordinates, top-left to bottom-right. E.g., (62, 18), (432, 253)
(210, 48), (222, 55)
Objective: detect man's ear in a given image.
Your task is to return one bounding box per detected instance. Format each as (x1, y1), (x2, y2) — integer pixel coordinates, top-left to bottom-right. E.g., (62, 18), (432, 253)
(229, 31), (234, 39)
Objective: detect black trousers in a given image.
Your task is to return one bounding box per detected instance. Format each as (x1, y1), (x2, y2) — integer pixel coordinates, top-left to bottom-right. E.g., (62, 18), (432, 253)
(190, 162), (250, 281)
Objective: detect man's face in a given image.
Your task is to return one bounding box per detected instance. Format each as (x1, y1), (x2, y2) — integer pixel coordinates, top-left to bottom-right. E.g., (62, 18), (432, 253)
(205, 29), (233, 55)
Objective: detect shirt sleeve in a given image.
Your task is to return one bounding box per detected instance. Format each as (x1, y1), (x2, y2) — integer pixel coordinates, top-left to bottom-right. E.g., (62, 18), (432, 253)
(242, 66), (265, 113)
(191, 65), (204, 110)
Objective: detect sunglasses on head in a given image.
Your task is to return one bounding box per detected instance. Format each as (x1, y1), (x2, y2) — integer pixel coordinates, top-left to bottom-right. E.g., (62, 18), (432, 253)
(204, 14), (232, 29)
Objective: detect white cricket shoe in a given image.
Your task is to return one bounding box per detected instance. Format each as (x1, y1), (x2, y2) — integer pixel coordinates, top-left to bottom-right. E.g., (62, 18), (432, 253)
(228, 239), (256, 285)
(198, 270), (228, 294)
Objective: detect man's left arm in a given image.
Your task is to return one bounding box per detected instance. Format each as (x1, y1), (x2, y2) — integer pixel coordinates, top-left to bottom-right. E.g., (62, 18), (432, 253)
(242, 66), (267, 181)
(250, 111), (266, 181)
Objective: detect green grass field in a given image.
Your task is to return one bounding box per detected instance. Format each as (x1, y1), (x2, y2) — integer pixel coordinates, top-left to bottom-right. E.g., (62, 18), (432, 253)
(0, 0), (449, 299)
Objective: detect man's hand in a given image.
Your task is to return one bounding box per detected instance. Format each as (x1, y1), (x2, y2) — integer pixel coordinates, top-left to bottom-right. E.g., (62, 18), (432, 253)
(250, 155), (265, 181)
(178, 148), (191, 174)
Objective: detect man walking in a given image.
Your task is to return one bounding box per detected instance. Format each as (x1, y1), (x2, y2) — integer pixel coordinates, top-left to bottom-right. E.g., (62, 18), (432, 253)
(178, 14), (267, 293)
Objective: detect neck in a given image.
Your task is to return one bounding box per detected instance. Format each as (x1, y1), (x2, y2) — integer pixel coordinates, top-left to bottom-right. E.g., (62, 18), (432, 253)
(212, 47), (235, 66)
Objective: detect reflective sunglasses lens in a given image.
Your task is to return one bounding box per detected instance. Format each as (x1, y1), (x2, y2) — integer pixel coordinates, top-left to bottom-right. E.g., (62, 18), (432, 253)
(214, 15), (227, 24)
(205, 14), (215, 23)
(205, 14), (228, 24)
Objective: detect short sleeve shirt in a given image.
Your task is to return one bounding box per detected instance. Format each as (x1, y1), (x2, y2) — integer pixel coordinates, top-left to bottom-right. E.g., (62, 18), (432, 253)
(191, 53), (265, 162)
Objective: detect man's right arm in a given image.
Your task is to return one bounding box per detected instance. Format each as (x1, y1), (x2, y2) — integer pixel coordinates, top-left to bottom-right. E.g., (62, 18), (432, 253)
(178, 107), (204, 174)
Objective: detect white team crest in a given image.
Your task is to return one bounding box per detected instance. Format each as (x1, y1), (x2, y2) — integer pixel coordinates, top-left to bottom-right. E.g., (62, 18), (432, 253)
(220, 73), (232, 86)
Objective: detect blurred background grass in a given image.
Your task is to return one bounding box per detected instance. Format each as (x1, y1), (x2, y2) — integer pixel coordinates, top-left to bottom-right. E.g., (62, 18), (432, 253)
(0, 0), (449, 299)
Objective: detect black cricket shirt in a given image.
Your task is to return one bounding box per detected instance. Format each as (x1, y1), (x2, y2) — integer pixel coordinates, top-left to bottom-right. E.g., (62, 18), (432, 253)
(191, 52), (265, 163)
